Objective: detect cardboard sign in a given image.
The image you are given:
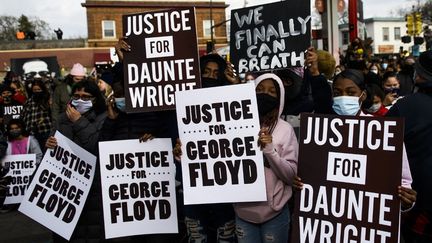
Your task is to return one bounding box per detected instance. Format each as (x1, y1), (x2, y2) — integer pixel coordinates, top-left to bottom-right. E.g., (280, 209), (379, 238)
(230, 0), (311, 73)
(1, 154), (37, 204)
(175, 83), (266, 204)
(122, 7), (200, 113)
(19, 131), (96, 240)
(98, 138), (178, 239)
(291, 113), (404, 243)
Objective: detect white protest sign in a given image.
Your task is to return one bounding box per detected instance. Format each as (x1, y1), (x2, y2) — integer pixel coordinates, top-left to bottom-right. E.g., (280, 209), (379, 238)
(99, 138), (178, 239)
(1, 154), (37, 204)
(19, 131), (96, 240)
(175, 83), (266, 204)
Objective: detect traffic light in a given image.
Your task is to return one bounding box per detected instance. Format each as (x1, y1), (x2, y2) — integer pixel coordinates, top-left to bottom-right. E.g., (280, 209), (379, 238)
(406, 14), (414, 36)
(415, 12), (423, 35)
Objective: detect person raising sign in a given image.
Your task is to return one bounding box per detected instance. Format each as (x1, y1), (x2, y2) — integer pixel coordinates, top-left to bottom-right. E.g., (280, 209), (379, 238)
(293, 65), (417, 212)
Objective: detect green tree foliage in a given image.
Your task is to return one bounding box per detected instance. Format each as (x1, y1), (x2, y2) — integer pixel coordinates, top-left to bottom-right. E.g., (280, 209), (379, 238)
(0, 14), (54, 41)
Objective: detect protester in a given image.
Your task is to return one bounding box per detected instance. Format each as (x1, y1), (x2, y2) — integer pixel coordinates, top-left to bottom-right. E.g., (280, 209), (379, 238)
(0, 131), (9, 209)
(362, 84), (388, 117)
(294, 69), (417, 211)
(382, 71), (402, 108)
(21, 80), (52, 151)
(45, 79), (107, 243)
(10, 80), (28, 104)
(233, 73), (298, 243)
(54, 28), (63, 40)
(386, 50), (432, 242)
(172, 52), (240, 243)
(5, 119), (42, 164)
(51, 63), (86, 125)
(397, 57), (416, 96)
(97, 70), (113, 99)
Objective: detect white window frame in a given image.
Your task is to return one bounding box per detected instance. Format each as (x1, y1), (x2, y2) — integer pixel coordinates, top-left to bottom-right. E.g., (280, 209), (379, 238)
(203, 20), (215, 38)
(102, 20), (116, 39)
(382, 27), (389, 41)
(394, 27), (401, 40)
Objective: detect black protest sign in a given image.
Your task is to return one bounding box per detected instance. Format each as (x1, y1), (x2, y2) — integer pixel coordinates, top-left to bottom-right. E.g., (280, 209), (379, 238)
(2, 104), (23, 127)
(98, 139), (178, 238)
(291, 113), (404, 243)
(2, 154), (36, 204)
(122, 8), (200, 113)
(230, 0), (311, 73)
(19, 131), (96, 240)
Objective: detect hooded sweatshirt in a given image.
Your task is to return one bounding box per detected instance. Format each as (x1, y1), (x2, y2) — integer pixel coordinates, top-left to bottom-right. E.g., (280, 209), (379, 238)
(234, 73), (299, 223)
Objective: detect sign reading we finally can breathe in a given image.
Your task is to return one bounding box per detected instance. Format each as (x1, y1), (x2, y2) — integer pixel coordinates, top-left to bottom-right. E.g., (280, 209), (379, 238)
(123, 8), (200, 113)
(291, 113), (405, 243)
(175, 83), (266, 205)
(230, 0), (311, 73)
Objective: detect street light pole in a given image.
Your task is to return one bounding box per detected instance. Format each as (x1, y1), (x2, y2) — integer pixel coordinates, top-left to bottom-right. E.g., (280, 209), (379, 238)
(210, 0), (214, 49)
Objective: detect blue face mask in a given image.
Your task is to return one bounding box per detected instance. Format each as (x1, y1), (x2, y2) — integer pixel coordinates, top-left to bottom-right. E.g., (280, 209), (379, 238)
(114, 97), (126, 112)
(71, 99), (93, 114)
(332, 96), (361, 116)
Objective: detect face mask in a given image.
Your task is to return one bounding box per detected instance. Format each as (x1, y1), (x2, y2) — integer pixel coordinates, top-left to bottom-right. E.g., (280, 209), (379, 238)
(370, 69), (378, 75)
(2, 96), (11, 103)
(256, 93), (278, 117)
(115, 97), (126, 112)
(201, 77), (224, 88)
(382, 63), (388, 70)
(32, 92), (44, 101)
(332, 96), (361, 116)
(384, 87), (400, 96)
(365, 103), (381, 113)
(71, 99), (93, 114)
(9, 130), (22, 139)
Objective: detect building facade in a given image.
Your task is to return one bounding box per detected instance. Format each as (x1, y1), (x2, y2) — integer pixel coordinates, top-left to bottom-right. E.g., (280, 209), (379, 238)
(364, 17), (423, 55)
(81, 0), (228, 53)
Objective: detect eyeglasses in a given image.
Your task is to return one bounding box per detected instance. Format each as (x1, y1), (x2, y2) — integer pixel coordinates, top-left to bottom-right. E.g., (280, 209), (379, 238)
(72, 94), (94, 101)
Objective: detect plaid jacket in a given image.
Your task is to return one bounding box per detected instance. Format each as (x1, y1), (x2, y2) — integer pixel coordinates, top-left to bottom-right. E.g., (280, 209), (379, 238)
(21, 98), (52, 135)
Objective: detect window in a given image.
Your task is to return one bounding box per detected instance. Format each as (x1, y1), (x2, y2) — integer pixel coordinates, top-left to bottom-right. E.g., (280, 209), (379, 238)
(383, 27), (389, 41)
(203, 20), (214, 37)
(342, 31), (349, 45)
(102, 20), (116, 38)
(394, 27), (401, 40)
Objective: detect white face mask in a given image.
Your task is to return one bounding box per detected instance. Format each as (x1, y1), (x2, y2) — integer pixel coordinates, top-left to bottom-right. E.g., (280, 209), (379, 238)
(366, 103), (381, 113)
(332, 96), (361, 116)
(370, 69), (378, 74)
(71, 99), (93, 114)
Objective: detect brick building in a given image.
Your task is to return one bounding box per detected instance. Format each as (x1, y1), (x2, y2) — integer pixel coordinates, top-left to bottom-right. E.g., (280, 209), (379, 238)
(81, 0), (229, 53)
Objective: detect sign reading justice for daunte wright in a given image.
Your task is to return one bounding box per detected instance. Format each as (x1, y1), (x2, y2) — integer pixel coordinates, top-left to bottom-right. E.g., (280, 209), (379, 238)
(122, 8), (200, 113)
(230, 0), (311, 73)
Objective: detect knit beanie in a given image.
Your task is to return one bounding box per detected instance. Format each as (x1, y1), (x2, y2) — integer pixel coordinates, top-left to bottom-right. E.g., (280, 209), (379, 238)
(70, 63), (86, 76)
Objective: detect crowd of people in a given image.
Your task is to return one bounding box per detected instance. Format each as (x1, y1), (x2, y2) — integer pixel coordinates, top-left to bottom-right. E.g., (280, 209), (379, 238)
(0, 35), (431, 243)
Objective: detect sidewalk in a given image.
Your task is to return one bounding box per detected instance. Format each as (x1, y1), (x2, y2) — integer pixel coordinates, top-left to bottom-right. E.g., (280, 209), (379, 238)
(0, 209), (52, 243)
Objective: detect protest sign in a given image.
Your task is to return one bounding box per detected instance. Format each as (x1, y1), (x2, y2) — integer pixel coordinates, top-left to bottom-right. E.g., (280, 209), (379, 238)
(291, 113), (405, 243)
(19, 131), (96, 240)
(122, 7), (200, 113)
(2, 104), (23, 127)
(230, 0), (311, 73)
(175, 83), (266, 205)
(1, 154), (36, 204)
(99, 138), (178, 239)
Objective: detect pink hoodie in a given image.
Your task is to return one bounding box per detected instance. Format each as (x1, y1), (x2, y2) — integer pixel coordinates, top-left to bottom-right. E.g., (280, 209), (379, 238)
(234, 73), (299, 224)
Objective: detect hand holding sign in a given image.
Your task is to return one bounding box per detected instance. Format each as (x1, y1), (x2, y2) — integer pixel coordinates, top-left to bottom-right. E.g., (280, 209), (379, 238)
(115, 36), (131, 62)
(398, 186), (416, 210)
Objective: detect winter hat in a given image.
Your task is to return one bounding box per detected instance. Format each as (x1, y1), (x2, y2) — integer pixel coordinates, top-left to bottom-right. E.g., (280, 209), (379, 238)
(317, 50), (336, 80)
(415, 50), (432, 82)
(100, 71), (114, 86)
(70, 63), (86, 76)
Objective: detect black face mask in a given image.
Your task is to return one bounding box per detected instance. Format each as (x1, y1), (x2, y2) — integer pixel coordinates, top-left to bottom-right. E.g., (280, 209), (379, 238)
(201, 77), (224, 88)
(256, 93), (278, 117)
(32, 92), (44, 101)
(2, 96), (11, 103)
(9, 130), (21, 139)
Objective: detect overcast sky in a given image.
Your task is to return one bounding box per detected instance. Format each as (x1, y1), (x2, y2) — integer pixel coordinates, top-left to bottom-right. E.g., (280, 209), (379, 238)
(0, 0), (419, 39)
